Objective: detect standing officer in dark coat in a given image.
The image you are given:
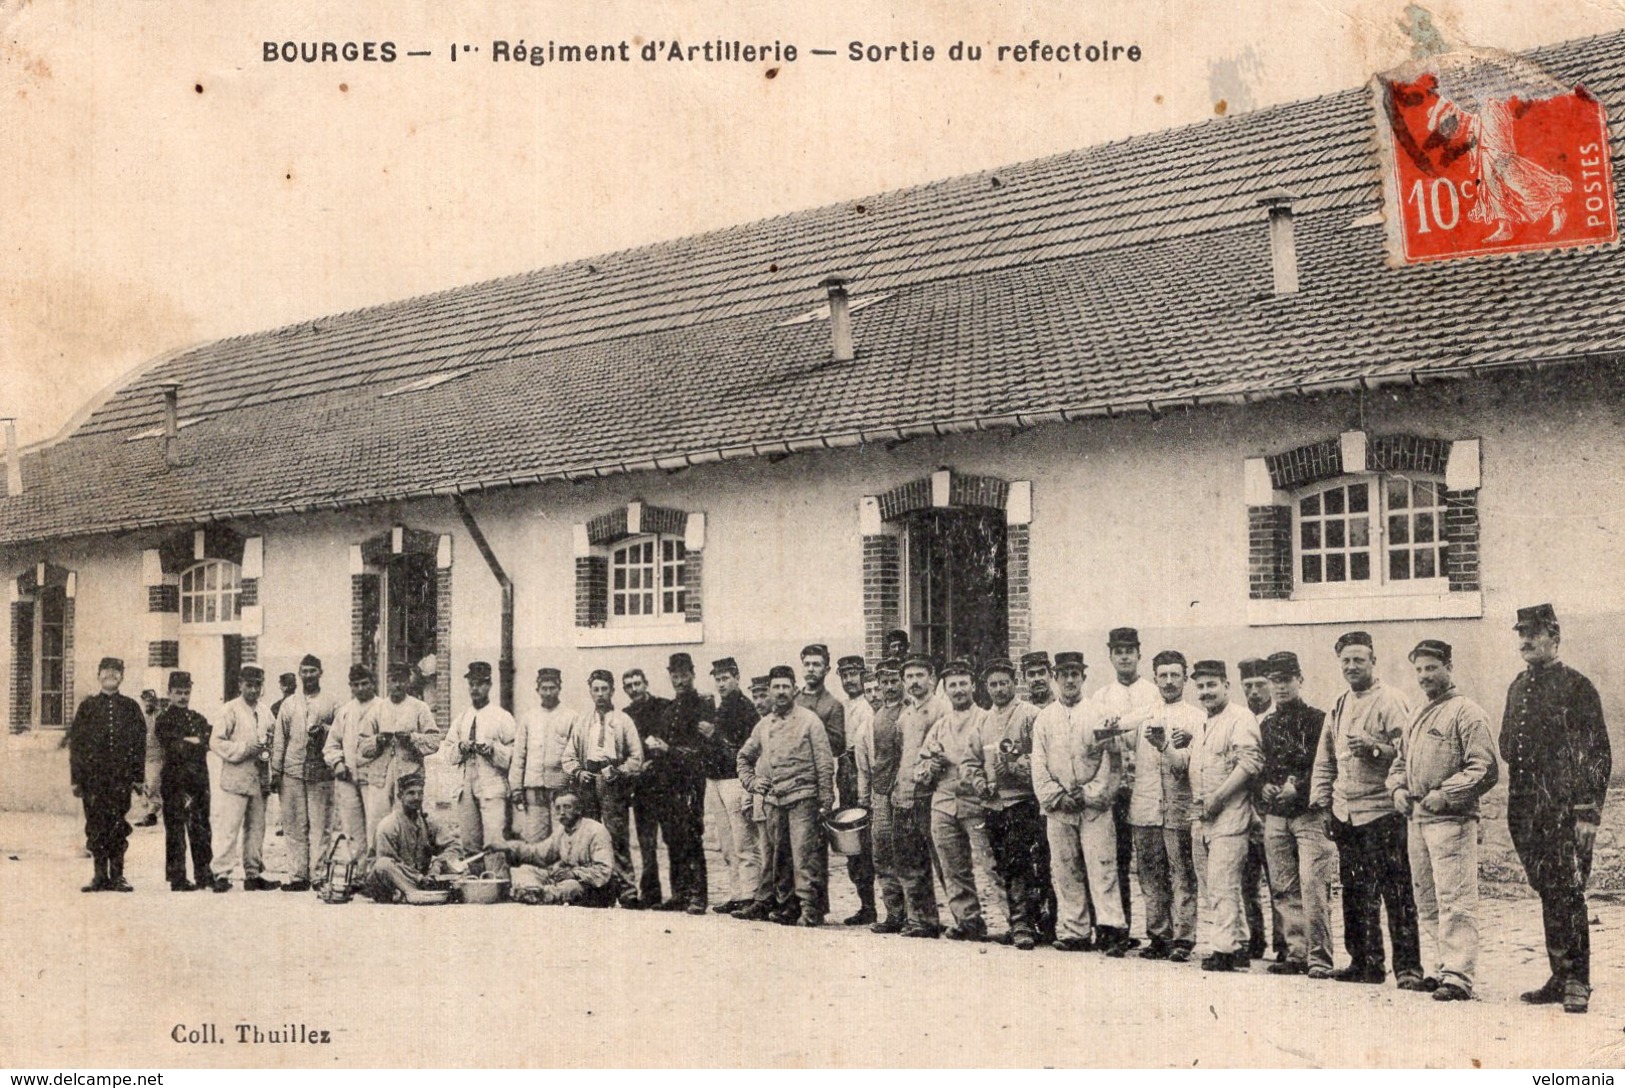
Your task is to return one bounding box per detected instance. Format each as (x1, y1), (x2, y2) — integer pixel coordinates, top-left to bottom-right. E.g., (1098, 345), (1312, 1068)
(154, 670), (213, 890)
(646, 652), (713, 913)
(622, 666), (671, 907)
(1500, 603), (1611, 1014)
(68, 656), (147, 892)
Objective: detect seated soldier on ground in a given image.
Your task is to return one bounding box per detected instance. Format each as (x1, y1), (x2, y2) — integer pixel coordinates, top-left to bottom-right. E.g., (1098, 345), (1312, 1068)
(361, 770), (467, 902)
(496, 789), (619, 907)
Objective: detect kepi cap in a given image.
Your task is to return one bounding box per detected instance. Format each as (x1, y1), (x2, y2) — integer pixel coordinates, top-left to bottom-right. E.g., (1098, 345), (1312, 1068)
(836, 655), (866, 673)
(1409, 638), (1452, 665)
(667, 652), (694, 673)
(167, 671), (192, 691)
(535, 666), (562, 683)
(1107, 627), (1140, 648)
(97, 656), (124, 673)
(349, 664), (374, 683)
(1019, 651), (1052, 672)
(900, 653), (936, 674)
(1263, 651), (1300, 678)
(749, 675), (771, 690)
(940, 658), (974, 679)
(388, 663), (415, 682)
(710, 657), (739, 677)
(1514, 603), (1559, 632)
(240, 665), (265, 683)
(299, 653), (323, 670)
(1191, 659), (1228, 680)
(1237, 657), (1269, 681)
(465, 661), (493, 681)
(980, 658), (1017, 679)
(873, 658), (901, 677)
(1333, 631), (1373, 654)
(1053, 651), (1086, 671)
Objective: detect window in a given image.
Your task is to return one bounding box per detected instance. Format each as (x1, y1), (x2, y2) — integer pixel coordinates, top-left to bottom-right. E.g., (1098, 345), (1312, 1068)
(611, 535), (686, 620)
(11, 577), (70, 729)
(180, 559), (241, 625)
(1294, 474), (1446, 595)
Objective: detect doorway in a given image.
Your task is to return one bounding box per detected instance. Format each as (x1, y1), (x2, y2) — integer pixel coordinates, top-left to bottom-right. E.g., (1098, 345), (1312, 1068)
(904, 507), (1008, 668)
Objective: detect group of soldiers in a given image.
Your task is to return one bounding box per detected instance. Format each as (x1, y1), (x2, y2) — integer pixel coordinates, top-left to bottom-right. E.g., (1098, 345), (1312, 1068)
(68, 604), (1609, 1011)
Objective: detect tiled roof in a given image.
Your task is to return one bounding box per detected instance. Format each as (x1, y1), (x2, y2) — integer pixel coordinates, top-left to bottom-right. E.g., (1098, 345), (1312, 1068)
(5, 32), (1625, 544)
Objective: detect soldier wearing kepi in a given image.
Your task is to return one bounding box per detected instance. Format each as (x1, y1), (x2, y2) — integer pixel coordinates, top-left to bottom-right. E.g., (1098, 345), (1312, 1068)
(269, 653), (338, 892)
(373, 661), (442, 805)
(438, 660), (515, 880)
(1387, 638), (1498, 1003)
(209, 665), (280, 892)
(1019, 649), (1059, 941)
(1130, 650), (1206, 962)
(735, 664), (836, 926)
(1237, 655), (1287, 964)
(855, 658), (909, 933)
(325, 664), (387, 862)
(835, 653), (879, 926)
(796, 643), (847, 919)
(1092, 627), (1159, 945)
(915, 659), (1000, 942)
(1033, 651), (1129, 955)
(68, 657), (147, 892)
(1255, 651), (1335, 978)
(980, 658), (1044, 950)
(1310, 631), (1422, 986)
(510, 666), (578, 844)
(645, 652), (712, 914)
(1499, 604), (1612, 1014)
(562, 668), (645, 905)
(153, 670), (213, 891)
(701, 657), (762, 915)
(1189, 659), (1262, 972)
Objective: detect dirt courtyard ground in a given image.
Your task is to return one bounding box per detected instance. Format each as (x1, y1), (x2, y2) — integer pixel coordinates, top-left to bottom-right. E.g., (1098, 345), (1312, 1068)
(2, 810), (1622, 1069)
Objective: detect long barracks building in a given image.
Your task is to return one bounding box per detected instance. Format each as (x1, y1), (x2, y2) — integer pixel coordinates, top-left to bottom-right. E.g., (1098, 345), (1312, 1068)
(3, 33), (1622, 837)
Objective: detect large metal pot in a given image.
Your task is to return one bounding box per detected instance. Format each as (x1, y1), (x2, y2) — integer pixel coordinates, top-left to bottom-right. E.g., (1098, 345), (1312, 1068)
(825, 807), (870, 857)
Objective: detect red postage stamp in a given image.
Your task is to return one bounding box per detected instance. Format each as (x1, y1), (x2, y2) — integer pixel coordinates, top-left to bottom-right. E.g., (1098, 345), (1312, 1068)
(1374, 49), (1618, 264)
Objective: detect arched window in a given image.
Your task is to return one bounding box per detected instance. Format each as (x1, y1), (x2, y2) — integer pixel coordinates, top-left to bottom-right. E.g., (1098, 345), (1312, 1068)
(611, 535), (687, 620)
(1293, 473), (1447, 595)
(180, 559), (242, 625)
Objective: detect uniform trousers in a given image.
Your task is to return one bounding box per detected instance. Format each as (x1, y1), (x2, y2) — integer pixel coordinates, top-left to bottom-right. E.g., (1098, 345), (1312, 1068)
(706, 777), (762, 904)
(631, 784), (665, 903)
(280, 776), (333, 882)
(655, 771), (707, 906)
(890, 798), (940, 926)
(582, 775), (637, 894)
(456, 790), (511, 880)
(362, 857), (426, 901)
(517, 786), (557, 843)
(1047, 807), (1124, 939)
(1509, 802), (1591, 987)
(757, 798), (825, 917)
(1329, 812), (1422, 979)
(1193, 826), (1249, 955)
(1409, 816), (1480, 991)
(81, 785), (134, 863)
(334, 778), (391, 861)
(511, 865), (617, 907)
(1111, 791), (1135, 931)
(867, 793), (907, 921)
(930, 807), (1004, 932)
(1134, 823), (1197, 947)
(1263, 811), (1337, 970)
(161, 771), (212, 884)
(1245, 824), (1286, 957)
(211, 789), (267, 880)
(987, 800), (1045, 938)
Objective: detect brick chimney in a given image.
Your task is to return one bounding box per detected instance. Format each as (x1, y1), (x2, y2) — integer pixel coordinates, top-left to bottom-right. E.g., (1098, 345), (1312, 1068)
(3, 418), (20, 497)
(158, 382), (181, 467)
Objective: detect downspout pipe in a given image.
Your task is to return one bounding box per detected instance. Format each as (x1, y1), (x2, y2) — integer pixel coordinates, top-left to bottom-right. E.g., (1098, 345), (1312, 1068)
(453, 495), (515, 714)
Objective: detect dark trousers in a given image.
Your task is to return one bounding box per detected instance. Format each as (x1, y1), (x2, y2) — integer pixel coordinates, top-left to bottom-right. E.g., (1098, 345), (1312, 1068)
(631, 785), (664, 903)
(1330, 813), (1422, 978)
(81, 785), (133, 863)
(892, 799), (941, 927)
(1034, 814), (1057, 940)
(987, 799), (1045, 937)
(1111, 791), (1134, 931)
(656, 772), (708, 906)
(162, 773), (212, 884)
(1509, 802), (1591, 987)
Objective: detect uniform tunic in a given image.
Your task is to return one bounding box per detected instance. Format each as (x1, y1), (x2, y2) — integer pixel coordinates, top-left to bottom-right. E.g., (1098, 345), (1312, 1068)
(210, 696), (276, 881)
(509, 702), (579, 842)
(68, 691), (147, 863)
(508, 817), (618, 905)
(154, 704), (212, 884)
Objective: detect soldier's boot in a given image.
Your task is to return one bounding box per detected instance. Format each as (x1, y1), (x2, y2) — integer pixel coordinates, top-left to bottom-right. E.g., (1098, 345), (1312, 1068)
(81, 857), (108, 893)
(106, 854), (134, 892)
(844, 885), (877, 926)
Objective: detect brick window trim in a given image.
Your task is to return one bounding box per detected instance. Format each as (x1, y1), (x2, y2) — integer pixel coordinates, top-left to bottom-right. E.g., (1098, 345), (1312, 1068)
(11, 567), (76, 731)
(1247, 435), (1482, 625)
(573, 502), (704, 647)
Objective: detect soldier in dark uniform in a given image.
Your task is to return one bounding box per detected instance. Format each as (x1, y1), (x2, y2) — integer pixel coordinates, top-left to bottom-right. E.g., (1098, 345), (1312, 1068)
(154, 670), (213, 890)
(1499, 603), (1611, 1014)
(646, 653), (712, 913)
(622, 666), (671, 908)
(68, 656), (147, 892)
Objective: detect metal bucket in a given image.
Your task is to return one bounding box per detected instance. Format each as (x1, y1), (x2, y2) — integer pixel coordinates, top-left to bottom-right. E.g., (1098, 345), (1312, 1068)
(825, 807), (870, 857)
(456, 876), (509, 905)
